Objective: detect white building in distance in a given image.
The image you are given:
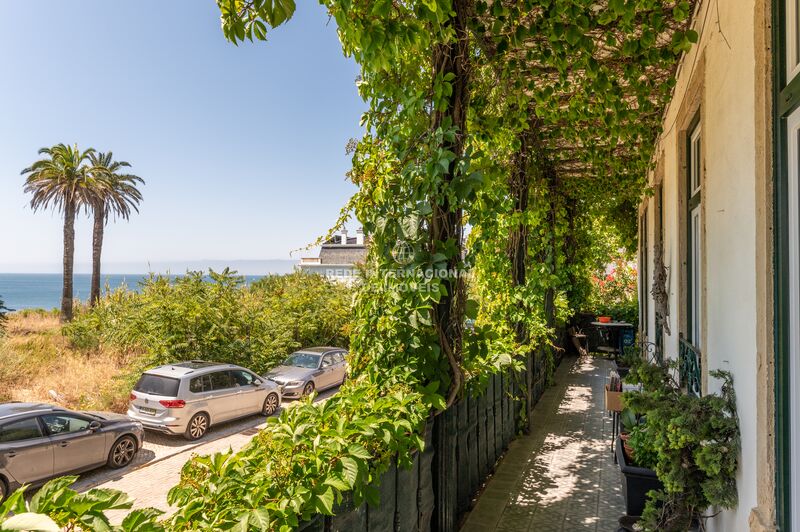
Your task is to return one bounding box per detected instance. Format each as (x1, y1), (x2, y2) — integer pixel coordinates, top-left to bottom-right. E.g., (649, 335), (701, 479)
(298, 229), (367, 283)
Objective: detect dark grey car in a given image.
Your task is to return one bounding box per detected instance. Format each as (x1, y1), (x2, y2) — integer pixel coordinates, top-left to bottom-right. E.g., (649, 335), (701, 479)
(0, 402), (144, 501)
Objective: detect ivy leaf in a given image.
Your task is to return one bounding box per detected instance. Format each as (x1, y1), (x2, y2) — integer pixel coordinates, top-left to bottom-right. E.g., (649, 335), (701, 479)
(248, 508), (272, 529)
(0, 513), (60, 531)
(465, 299), (479, 320)
(339, 456), (360, 486)
(313, 487), (335, 515)
(119, 508), (164, 532)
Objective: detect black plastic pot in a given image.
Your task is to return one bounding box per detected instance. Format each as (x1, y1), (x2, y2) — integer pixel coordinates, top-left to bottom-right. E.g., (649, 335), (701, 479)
(616, 437), (662, 516)
(616, 366), (631, 379)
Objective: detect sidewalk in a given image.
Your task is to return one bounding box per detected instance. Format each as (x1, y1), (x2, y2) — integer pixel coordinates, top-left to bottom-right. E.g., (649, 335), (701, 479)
(460, 356), (625, 532)
(93, 424), (262, 523)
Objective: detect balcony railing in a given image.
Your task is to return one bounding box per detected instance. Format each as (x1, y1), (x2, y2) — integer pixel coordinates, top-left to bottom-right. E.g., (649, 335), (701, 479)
(679, 335), (702, 397)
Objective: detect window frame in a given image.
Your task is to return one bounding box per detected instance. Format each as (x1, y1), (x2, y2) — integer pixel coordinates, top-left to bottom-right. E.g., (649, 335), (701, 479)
(639, 207), (649, 339)
(774, 0), (800, 527)
(686, 115), (703, 349)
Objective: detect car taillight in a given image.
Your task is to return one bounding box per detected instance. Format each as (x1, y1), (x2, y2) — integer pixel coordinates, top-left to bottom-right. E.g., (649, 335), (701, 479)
(159, 399), (186, 408)
(129, 393), (137, 401)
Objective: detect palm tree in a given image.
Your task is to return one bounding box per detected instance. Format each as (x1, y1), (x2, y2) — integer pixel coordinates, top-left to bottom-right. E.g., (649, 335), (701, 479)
(86, 152), (144, 306)
(22, 144), (95, 322)
(0, 295), (8, 336)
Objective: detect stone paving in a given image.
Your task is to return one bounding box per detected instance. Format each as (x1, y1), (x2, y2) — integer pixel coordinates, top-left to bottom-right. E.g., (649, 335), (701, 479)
(460, 356), (625, 532)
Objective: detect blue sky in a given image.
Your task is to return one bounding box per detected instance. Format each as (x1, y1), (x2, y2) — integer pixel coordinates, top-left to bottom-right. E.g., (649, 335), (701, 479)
(0, 1), (364, 273)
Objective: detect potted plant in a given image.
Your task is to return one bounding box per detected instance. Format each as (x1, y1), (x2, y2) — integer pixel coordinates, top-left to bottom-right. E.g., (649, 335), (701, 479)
(622, 362), (740, 531)
(616, 408), (661, 517)
(615, 345), (639, 379)
(616, 433), (662, 518)
(618, 408), (638, 459)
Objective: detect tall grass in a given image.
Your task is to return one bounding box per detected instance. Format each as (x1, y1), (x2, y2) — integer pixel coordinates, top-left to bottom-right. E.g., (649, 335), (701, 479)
(0, 310), (133, 410)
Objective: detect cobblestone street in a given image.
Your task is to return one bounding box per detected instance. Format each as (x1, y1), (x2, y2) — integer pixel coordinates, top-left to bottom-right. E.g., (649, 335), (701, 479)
(460, 356), (625, 532)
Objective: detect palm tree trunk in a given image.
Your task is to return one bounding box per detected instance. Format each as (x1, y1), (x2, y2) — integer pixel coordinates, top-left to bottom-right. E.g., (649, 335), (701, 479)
(61, 199), (76, 322)
(90, 203), (105, 306)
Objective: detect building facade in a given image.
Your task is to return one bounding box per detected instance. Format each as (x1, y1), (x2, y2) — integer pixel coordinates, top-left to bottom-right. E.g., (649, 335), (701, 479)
(637, 0), (780, 529)
(298, 229), (367, 283)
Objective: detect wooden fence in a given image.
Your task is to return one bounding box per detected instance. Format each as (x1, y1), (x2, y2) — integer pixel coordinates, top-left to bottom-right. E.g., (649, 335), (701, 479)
(299, 345), (558, 532)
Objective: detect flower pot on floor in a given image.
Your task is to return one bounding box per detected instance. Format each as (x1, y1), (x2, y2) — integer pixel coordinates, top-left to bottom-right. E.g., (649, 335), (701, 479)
(616, 436), (662, 517)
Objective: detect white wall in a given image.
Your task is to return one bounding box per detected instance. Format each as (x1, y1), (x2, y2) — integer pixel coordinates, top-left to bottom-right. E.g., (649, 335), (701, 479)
(642, 0), (758, 529)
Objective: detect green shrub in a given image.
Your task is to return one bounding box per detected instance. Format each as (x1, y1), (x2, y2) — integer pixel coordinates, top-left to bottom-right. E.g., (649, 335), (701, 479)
(0, 476), (163, 531)
(624, 363), (740, 531)
(167, 381), (430, 530)
(64, 270), (353, 375)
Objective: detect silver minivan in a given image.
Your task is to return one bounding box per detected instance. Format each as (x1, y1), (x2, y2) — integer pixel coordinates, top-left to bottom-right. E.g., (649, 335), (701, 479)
(127, 361), (282, 440)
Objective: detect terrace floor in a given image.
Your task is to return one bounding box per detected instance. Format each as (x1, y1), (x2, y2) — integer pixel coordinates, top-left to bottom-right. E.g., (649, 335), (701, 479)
(460, 355), (625, 532)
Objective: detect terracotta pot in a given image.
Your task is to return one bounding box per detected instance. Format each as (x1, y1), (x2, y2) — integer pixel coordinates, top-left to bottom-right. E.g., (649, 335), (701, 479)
(598, 316), (612, 323)
(620, 432), (635, 460)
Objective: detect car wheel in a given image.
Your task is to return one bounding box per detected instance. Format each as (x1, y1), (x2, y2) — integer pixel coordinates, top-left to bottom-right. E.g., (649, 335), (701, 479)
(303, 381), (315, 397)
(107, 436), (137, 469)
(184, 412), (209, 441)
(262, 393), (280, 416)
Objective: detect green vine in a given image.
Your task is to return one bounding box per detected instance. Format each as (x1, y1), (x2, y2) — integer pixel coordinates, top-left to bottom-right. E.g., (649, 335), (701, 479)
(0, 1), (706, 529)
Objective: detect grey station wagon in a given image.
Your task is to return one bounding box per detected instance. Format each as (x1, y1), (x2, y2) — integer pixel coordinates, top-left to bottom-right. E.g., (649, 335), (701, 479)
(265, 347), (348, 398)
(0, 402), (144, 501)
(127, 361), (282, 440)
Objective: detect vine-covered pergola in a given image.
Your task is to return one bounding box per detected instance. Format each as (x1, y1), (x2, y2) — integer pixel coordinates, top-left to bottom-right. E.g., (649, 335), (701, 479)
(166, 1), (700, 529)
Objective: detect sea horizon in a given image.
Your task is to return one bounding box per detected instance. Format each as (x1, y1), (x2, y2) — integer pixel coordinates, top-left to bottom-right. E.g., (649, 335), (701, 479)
(0, 268), (297, 311)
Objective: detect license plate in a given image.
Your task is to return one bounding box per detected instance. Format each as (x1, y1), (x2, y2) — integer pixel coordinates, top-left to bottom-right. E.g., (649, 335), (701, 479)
(138, 406), (157, 416)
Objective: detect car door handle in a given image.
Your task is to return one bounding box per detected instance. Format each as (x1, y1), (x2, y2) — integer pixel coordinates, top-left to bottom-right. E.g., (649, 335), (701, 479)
(6, 452), (16, 458)
(59, 442), (69, 447)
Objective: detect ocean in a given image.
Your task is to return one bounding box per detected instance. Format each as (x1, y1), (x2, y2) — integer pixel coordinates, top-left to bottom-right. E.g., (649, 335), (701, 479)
(0, 273), (267, 311)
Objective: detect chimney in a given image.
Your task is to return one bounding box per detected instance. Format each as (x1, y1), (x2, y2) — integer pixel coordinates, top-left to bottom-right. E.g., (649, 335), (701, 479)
(356, 228), (364, 245)
(341, 229), (348, 245)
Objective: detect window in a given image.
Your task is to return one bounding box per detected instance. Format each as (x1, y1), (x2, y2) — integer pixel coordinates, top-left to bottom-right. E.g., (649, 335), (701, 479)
(134, 374), (180, 397)
(283, 352), (321, 369)
(789, 0), (800, 80)
(209, 371), (234, 390)
(786, 103), (800, 531)
(321, 355), (334, 368)
(333, 352), (345, 364)
(639, 208), (649, 338)
(41, 414), (92, 435)
(776, 2), (800, 528)
(687, 120), (702, 348)
(190, 375), (212, 393)
(230, 370), (256, 387)
(0, 418), (44, 443)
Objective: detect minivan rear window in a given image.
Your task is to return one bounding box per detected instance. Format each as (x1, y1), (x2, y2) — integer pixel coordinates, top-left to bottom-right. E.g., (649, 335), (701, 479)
(134, 374), (180, 397)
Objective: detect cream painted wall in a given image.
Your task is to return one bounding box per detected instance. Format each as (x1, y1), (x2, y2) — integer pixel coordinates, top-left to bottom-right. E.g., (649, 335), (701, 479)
(641, 0), (759, 529)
